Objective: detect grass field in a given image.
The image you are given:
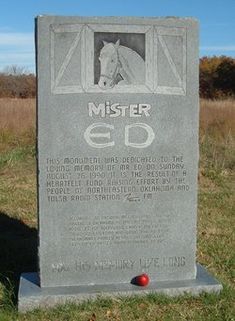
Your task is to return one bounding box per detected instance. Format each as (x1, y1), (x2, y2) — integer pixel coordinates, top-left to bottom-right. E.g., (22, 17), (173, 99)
(0, 98), (234, 320)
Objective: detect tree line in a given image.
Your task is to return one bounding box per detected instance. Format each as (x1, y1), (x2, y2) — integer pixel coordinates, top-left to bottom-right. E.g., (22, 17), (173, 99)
(0, 57), (234, 99)
(200, 56), (235, 99)
(0, 65), (36, 98)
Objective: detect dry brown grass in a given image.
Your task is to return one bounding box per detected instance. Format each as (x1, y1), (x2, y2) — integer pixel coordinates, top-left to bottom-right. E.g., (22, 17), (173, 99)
(0, 98), (35, 133)
(0, 98), (36, 153)
(200, 98), (235, 144)
(0, 98), (234, 320)
(0, 97), (234, 155)
(0, 97), (234, 136)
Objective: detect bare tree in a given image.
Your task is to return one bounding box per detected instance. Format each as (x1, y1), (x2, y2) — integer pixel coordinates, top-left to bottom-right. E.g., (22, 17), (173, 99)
(2, 65), (29, 75)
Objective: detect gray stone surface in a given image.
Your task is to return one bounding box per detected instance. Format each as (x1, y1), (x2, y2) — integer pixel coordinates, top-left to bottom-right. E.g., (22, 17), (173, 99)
(18, 264), (222, 312)
(18, 16), (223, 311)
(36, 15), (200, 288)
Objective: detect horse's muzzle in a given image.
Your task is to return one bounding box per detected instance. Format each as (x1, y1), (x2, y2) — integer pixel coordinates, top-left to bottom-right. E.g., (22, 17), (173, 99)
(98, 76), (115, 90)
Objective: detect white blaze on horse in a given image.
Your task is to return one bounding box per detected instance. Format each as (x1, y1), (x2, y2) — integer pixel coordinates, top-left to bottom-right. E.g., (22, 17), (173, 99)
(98, 39), (145, 90)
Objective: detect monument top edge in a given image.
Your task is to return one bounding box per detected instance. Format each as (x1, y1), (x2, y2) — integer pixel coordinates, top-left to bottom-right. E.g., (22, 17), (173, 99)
(35, 15), (198, 25)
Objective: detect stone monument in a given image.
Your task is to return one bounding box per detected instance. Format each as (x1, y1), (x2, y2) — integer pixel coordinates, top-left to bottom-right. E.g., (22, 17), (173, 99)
(18, 16), (222, 312)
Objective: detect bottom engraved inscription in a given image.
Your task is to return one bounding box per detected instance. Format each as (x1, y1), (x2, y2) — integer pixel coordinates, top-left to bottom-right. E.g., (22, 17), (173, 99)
(67, 213), (170, 246)
(50, 256), (186, 273)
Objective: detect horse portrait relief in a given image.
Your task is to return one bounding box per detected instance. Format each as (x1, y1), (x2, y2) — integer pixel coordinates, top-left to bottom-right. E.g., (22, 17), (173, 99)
(98, 39), (145, 90)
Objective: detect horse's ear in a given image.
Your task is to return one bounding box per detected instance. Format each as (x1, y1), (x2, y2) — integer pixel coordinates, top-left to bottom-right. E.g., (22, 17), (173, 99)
(115, 39), (120, 48)
(102, 40), (108, 46)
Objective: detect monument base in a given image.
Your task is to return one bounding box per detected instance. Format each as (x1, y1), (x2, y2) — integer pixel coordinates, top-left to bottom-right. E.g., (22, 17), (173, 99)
(18, 264), (222, 312)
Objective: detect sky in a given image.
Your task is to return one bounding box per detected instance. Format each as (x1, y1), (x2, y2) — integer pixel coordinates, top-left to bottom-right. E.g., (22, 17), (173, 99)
(0, 0), (235, 73)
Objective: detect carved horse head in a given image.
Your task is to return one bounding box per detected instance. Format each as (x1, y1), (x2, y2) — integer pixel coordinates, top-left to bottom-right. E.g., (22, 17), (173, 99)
(98, 39), (122, 90)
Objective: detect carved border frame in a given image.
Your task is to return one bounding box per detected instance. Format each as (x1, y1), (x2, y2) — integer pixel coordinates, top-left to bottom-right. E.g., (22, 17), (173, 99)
(50, 23), (186, 95)
(50, 24), (86, 94)
(154, 27), (187, 95)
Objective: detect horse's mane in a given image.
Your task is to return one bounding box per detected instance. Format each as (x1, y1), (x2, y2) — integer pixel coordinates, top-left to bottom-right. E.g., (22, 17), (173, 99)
(118, 45), (145, 84)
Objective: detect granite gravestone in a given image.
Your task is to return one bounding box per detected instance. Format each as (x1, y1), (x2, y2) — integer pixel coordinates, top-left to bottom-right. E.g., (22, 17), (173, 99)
(18, 16), (222, 311)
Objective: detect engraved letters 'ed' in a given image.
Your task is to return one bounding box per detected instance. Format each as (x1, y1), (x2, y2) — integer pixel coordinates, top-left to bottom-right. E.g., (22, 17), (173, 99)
(84, 123), (155, 148)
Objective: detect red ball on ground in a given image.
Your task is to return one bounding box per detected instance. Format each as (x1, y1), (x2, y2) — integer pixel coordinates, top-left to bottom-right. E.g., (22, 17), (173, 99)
(135, 273), (150, 286)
